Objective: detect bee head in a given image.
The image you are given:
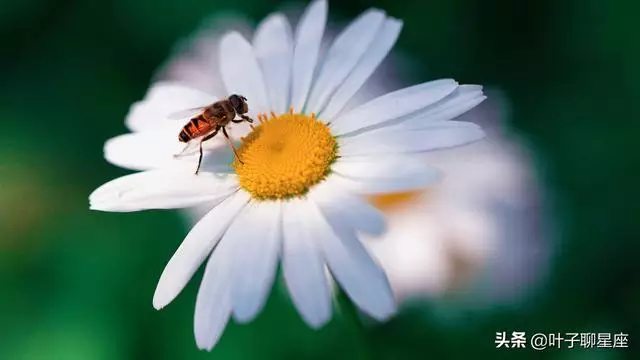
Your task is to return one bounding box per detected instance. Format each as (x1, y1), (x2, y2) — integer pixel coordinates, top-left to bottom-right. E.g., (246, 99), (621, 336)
(229, 94), (249, 114)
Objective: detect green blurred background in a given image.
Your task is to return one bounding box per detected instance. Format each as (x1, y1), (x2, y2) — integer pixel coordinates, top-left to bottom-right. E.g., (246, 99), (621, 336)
(0, 0), (638, 359)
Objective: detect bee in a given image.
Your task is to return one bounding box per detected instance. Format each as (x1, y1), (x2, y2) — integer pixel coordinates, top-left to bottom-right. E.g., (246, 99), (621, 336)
(169, 94), (254, 174)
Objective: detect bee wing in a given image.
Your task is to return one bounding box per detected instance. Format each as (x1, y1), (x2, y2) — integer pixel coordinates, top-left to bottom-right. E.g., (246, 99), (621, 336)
(166, 106), (209, 120)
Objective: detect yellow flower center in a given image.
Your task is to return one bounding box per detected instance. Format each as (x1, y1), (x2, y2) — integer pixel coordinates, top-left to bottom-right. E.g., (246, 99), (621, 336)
(232, 111), (338, 200)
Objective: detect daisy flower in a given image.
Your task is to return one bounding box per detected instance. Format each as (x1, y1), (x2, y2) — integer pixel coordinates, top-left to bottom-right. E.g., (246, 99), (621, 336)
(364, 94), (549, 303)
(89, 0), (486, 350)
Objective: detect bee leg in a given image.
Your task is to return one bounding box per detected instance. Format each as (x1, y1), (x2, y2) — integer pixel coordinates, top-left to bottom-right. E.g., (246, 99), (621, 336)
(195, 129), (219, 175)
(238, 114), (255, 130)
(222, 127), (243, 164)
(195, 142), (204, 175)
(174, 143), (195, 158)
(232, 117), (255, 130)
(240, 114), (254, 123)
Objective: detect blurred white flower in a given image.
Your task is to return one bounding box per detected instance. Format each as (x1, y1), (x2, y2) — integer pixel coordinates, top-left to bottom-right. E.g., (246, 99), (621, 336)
(364, 93), (549, 304)
(89, 0), (486, 351)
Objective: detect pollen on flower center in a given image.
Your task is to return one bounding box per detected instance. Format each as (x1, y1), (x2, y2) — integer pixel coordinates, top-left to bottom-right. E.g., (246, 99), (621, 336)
(232, 111), (338, 200)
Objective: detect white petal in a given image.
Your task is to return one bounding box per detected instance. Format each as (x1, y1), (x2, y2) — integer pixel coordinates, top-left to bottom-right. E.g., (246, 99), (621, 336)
(400, 85), (487, 128)
(194, 233), (235, 351)
(126, 82), (215, 133)
(227, 201), (282, 323)
(290, 0), (327, 111)
(89, 170), (239, 213)
(307, 200), (396, 320)
(282, 199), (331, 328)
(219, 32), (269, 116)
(153, 191), (250, 310)
(104, 130), (235, 172)
(310, 178), (386, 236)
(331, 157), (442, 194)
(320, 18), (403, 120)
(104, 125), (184, 171)
(338, 121), (485, 156)
(253, 14), (293, 113)
(305, 9), (386, 115)
(329, 79), (459, 135)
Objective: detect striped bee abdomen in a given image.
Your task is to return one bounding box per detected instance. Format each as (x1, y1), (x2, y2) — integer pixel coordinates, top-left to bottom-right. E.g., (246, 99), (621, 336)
(178, 129), (191, 142)
(178, 115), (211, 142)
